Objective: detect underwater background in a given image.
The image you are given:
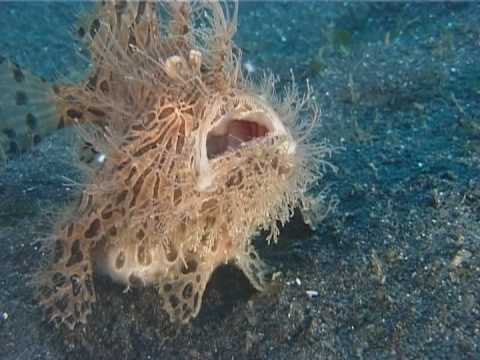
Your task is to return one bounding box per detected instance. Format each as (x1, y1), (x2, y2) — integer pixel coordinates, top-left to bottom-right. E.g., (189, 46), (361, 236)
(0, 1), (479, 359)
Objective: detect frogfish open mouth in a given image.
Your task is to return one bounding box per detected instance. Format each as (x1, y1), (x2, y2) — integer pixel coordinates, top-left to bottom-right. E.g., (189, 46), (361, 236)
(0, 0), (334, 329)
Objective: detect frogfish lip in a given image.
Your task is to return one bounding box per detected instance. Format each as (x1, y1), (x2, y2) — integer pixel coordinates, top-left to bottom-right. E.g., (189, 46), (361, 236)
(195, 98), (296, 192)
(205, 105), (296, 160)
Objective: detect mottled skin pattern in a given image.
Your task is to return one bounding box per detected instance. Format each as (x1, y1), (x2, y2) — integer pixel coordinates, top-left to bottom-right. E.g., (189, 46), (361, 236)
(2, 1), (333, 329)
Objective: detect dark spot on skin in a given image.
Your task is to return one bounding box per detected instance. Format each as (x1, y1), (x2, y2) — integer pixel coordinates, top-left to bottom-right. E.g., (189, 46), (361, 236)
(129, 168), (151, 208)
(3, 128), (15, 138)
(115, 252), (125, 269)
(165, 243), (178, 262)
(153, 175), (160, 199)
(52, 85), (61, 95)
(66, 239), (83, 267)
(182, 23), (189, 34)
(125, 166), (137, 184)
(80, 301), (89, 315)
(136, 229), (145, 240)
(52, 272), (67, 287)
(128, 273), (144, 288)
(182, 283), (193, 299)
(77, 26), (85, 38)
(71, 275), (82, 296)
(53, 239), (64, 263)
(182, 308), (192, 321)
(135, 2), (146, 24)
(115, 1), (127, 20)
(86, 74), (98, 90)
(78, 143), (98, 164)
(39, 286), (54, 300)
(26, 113), (37, 129)
(133, 142), (157, 157)
(144, 112), (156, 127)
(181, 259), (198, 274)
(67, 109), (83, 120)
(158, 107), (174, 120)
(137, 244), (152, 266)
(116, 159), (131, 172)
(64, 315), (76, 328)
(45, 306), (54, 321)
(173, 188), (182, 204)
(115, 190), (128, 205)
(169, 295), (180, 308)
(66, 224), (74, 237)
(84, 218), (101, 239)
(87, 107), (106, 117)
(55, 295), (69, 313)
(101, 208), (113, 220)
(99, 80), (109, 94)
(85, 275), (94, 297)
(128, 32), (137, 49)
(108, 226), (117, 237)
(90, 18), (100, 38)
(15, 91), (28, 106)
(74, 303), (81, 318)
(12, 66), (25, 83)
(33, 134), (42, 145)
(193, 293), (199, 309)
(57, 116), (65, 129)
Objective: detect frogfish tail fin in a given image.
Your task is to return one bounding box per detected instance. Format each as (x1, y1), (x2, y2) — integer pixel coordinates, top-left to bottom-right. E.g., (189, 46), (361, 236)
(0, 58), (65, 160)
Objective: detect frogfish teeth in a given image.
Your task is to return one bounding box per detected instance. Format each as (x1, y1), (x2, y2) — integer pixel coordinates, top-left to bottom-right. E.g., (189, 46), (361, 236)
(0, 0), (333, 329)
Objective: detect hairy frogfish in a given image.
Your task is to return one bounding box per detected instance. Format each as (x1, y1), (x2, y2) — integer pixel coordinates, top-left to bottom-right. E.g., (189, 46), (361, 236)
(0, 1), (334, 329)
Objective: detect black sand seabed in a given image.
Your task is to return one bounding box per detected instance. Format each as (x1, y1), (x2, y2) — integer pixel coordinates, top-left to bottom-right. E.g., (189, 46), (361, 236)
(0, 2), (479, 359)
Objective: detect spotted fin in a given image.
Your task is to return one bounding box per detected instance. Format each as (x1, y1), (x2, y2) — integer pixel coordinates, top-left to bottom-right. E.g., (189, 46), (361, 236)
(0, 58), (62, 159)
(76, 0), (160, 51)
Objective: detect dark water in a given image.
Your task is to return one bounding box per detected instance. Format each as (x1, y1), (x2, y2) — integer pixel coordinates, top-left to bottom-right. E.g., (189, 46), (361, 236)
(0, 2), (479, 359)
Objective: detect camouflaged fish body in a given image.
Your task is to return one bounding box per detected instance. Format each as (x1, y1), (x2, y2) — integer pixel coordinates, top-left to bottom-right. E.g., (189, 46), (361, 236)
(1, 1), (331, 329)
